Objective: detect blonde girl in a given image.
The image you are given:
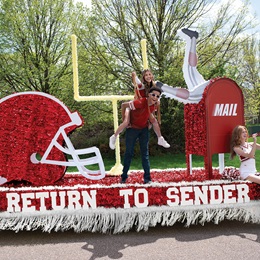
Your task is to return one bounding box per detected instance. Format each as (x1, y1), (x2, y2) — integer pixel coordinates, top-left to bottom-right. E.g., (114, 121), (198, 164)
(230, 125), (260, 184)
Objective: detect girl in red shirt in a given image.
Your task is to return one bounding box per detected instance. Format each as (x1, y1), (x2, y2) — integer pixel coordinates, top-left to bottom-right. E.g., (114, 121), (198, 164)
(109, 69), (170, 149)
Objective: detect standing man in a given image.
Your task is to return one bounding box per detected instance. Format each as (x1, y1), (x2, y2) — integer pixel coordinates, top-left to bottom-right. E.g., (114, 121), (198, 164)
(120, 87), (166, 184)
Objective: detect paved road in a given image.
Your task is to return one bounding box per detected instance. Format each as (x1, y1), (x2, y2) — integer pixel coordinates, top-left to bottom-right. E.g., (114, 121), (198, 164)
(0, 220), (260, 260)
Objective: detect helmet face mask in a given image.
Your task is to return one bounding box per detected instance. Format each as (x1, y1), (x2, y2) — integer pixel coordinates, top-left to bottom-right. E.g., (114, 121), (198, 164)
(30, 114), (105, 180)
(0, 92), (106, 185)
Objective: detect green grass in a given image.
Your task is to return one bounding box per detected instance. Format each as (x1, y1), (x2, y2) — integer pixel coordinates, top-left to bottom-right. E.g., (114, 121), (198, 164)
(67, 137), (260, 172)
(67, 152), (260, 172)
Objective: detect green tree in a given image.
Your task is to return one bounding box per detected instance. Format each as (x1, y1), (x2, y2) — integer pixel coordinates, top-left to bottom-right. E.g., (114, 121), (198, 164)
(78, 0), (256, 83)
(0, 0), (78, 95)
(236, 37), (260, 123)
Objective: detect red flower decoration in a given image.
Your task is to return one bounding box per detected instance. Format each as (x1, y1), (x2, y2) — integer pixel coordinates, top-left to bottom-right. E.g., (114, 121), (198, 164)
(0, 93), (80, 185)
(184, 78), (222, 176)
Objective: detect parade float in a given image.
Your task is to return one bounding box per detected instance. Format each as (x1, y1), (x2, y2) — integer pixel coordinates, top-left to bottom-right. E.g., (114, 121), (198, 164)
(0, 32), (259, 234)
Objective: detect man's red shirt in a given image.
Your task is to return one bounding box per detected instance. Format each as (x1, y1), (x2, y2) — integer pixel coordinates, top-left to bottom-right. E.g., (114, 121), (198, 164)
(128, 98), (156, 129)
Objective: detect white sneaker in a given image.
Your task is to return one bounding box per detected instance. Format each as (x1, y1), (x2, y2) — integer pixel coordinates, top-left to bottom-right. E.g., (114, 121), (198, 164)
(158, 136), (170, 148)
(109, 134), (117, 150)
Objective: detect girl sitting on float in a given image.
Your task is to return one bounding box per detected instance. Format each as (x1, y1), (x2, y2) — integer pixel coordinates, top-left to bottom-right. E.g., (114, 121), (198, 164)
(230, 125), (260, 184)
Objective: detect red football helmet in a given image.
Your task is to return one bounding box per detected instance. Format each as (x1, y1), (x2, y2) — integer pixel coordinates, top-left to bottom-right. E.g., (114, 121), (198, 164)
(0, 92), (105, 186)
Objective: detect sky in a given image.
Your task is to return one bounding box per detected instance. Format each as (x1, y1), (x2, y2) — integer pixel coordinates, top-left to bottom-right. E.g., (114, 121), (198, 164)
(250, 0), (260, 32)
(251, 0), (260, 18)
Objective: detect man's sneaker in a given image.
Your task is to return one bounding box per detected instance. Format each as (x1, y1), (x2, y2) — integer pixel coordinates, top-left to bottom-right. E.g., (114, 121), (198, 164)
(181, 28), (199, 39)
(158, 136), (170, 148)
(109, 134), (116, 150)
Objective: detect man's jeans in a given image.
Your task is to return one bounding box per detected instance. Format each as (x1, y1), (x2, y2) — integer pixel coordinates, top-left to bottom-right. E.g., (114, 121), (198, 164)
(121, 127), (151, 183)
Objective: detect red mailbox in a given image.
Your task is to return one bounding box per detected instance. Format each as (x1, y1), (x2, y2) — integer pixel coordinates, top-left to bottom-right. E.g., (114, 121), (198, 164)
(184, 77), (244, 178)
